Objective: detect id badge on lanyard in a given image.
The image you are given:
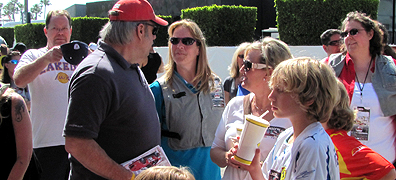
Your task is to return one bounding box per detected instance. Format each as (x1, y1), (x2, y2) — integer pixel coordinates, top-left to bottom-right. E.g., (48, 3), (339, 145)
(350, 106), (370, 141)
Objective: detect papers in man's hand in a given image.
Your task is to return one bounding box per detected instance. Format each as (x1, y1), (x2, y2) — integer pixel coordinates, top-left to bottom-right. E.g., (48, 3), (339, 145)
(121, 145), (171, 176)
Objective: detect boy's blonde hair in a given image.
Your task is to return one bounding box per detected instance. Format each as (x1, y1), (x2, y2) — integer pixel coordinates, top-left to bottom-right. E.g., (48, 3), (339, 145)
(135, 166), (195, 180)
(269, 57), (339, 123)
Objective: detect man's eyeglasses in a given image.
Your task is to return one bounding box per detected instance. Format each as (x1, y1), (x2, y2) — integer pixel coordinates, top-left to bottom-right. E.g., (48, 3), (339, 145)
(49, 27), (69, 33)
(243, 59), (271, 71)
(340, 28), (365, 38)
(9, 60), (19, 64)
(237, 54), (244, 59)
(142, 23), (159, 35)
(170, 37), (199, 46)
(327, 39), (343, 46)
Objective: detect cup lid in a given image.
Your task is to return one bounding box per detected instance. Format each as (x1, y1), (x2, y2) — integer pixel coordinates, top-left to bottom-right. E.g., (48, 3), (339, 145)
(245, 114), (270, 128)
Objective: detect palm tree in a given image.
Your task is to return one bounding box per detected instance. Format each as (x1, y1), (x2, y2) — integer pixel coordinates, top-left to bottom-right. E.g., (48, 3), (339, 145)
(3, 1), (18, 21)
(40, 0), (51, 19)
(0, 3), (3, 18)
(17, 2), (24, 22)
(31, 4), (43, 20)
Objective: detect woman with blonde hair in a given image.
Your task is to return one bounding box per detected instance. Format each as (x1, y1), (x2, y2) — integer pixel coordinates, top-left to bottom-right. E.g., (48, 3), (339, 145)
(135, 166), (195, 180)
(150, 19), (224, 180)
(232, 58), (340, 179)
(223, 42), (251, 105)
(211, 37), (293, 180)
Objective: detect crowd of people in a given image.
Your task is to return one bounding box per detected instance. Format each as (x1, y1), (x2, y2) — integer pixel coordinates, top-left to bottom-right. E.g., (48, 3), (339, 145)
(1, 0), (396, 179)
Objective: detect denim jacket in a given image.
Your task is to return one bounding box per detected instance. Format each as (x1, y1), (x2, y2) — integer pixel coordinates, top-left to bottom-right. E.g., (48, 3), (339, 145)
(328, 53), (396, 117)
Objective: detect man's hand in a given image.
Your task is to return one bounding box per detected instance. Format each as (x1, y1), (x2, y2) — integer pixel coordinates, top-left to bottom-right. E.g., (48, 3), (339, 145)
(44, 46), (63, 63)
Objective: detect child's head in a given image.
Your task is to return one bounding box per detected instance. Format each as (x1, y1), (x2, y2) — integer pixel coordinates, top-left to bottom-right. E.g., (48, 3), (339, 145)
(326, 80), (354, 131)
(269, 57), (339, 122)
(135, 166), (195, 180)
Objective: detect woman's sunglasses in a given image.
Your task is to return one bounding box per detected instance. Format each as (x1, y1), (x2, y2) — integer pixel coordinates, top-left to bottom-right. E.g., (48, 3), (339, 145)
(9, 60), (19, 64)
(170, 37), (199, 46)
(237, 54), (244, 59)
(243, 59), (271, 71)
(340, 28), (365, 38)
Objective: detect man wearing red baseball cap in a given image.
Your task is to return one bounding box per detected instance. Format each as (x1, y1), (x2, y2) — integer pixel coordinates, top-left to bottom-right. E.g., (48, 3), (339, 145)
(64, 0), (168, 179)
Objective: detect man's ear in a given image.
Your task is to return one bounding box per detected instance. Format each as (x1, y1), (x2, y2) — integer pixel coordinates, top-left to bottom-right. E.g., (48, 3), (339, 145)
(322, 44), (328, 52)
(136, 24), (145, 40)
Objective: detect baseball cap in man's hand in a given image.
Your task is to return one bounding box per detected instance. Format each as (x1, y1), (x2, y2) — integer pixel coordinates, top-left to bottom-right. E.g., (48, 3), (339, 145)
(61, 41), (89, 65)
(109, 0), (168, 26)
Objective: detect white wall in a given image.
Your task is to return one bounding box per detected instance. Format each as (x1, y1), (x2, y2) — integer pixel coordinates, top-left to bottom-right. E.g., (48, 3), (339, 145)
(154, 46), (327, 81)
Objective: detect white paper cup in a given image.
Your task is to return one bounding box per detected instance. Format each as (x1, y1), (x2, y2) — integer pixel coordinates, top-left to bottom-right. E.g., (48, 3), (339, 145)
(234, 114), (270, 165)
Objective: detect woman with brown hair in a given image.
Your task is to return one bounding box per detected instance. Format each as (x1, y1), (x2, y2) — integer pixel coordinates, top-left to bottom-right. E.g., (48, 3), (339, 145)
(326, 11), (396, 165)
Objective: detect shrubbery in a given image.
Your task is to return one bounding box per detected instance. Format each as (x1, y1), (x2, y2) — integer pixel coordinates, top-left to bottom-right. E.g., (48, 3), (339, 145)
(182, 5), (257, 46)
(0, 27), (15, 47)
(275, 0), (379, 45)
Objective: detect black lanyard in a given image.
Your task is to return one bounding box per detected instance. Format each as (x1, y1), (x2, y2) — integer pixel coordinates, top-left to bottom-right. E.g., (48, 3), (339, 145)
(355, 58), (373, 97)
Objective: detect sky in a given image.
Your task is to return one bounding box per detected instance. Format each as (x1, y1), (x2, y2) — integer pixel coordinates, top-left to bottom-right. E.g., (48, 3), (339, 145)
(1, 0), (101, 21)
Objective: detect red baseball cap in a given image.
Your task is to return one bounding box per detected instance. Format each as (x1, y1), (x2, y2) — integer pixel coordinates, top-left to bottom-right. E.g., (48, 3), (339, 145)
(109, 0), (168, 26)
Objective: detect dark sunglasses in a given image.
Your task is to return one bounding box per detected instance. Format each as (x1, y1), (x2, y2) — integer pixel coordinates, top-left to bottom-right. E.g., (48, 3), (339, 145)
(237, 54), (244, 59)
(340, 28), (365, 38)
(142, 23), (159, 35)
(327, 39), (343, 46)
(243, 59), (270, 71)
(9, 59), (19, 64)
(170, 37), (199, 46)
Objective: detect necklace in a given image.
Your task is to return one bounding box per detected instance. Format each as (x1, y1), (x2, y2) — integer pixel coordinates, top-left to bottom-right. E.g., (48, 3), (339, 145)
(355, 58), (373, 97)
(253, 96), (265, 113)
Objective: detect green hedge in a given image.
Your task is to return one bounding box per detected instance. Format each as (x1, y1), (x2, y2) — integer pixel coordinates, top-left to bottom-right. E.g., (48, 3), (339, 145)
(0, 27), (15, 47)
(70, 17), (109, 44)
(14, 23), (47, 49)
(182, 4), (257, 46)
(6, 5), (257, 48)
(275, 0), (379, 45)
(154, 15), (173, 47)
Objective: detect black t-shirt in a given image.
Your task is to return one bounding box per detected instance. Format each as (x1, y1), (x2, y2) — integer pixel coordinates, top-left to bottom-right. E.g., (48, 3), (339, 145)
(64, 41), (161, 180)
(141, 52), (162, 84)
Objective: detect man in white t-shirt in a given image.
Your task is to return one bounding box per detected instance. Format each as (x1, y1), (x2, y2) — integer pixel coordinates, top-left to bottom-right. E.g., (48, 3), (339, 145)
(14, 10), (74, 180)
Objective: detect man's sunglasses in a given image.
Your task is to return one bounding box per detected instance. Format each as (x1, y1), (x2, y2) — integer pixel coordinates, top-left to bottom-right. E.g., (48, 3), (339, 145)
(142, 23), (159, 35)
(327, 39), (343, 46)
(170, 37), (200, 46)
(340, 28), (365, 38)
(243, 59), (271, 71)
(9, 60), (19, 64)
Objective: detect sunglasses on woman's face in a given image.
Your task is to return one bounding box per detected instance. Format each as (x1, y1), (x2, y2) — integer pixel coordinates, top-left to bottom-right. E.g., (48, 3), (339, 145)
(243, 59), (271, 71)
(9, 60), (19, 64)
(170, 37), (198, 46)
(238, 54), (244, 59)
(340, 28), (365, 38)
